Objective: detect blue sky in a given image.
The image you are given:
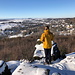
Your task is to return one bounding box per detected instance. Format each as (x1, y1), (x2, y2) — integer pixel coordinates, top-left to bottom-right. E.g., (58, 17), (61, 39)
(0, 0), (75, 18)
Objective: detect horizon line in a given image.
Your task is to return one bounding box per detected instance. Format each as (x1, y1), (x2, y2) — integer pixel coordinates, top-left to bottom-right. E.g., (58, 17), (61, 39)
(0, 17), (75, 19)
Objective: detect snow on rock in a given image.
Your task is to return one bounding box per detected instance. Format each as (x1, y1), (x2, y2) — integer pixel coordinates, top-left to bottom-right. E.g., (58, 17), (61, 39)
(11, 57), (75, 75)
(0, 60), (11, 74)
(0, 53), (75, 75)
(33, 52), (75, 75)
(65, 52), (75, 57)
(6, 61), (20, 73)
(60, 52), (75, 71)
(52, 72), (61, 75)
(33, 44), (45, 58)
(12, 62), (49, 75)
(32, 59), (75, 75)
(33, 41), (60, 59)
(0, 60), (6, 74)
(50, 53), (75, 71)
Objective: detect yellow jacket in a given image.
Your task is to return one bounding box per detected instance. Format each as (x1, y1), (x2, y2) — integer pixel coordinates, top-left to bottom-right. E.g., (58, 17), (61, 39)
(40, 29), (54, 49)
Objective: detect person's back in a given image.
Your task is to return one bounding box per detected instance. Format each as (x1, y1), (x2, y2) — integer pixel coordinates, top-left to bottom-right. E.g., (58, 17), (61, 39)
(40, 26), (54, 64)
(41, 29), (53, 49)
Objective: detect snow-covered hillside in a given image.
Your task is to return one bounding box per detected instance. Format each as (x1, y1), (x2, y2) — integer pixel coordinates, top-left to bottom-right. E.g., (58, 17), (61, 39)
(0, 19), (35, 39)
(11, 53), (75, 75)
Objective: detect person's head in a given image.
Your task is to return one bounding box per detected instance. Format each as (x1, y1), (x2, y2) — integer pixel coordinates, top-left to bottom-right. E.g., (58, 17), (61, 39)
(45, 26), (49, 30)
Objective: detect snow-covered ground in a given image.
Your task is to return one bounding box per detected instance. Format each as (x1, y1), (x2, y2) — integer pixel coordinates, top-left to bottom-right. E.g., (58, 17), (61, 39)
(0, 43), (74, 75)
(11, 42), (75, 75)
(1, 52), (71, 75)
(13, 41), (75, 75)
(11, 53), (75, 75)
(8, 33), (31, 38)
(0, 51), (75, 75)
(8, 34), (24, 38)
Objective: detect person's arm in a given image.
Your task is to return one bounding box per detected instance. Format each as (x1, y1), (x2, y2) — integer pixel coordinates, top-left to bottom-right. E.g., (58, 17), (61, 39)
(40, 33), (45, 42)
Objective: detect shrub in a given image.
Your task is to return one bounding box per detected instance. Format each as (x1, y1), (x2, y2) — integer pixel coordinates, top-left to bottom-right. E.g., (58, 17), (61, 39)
(0, 35), (75, 61)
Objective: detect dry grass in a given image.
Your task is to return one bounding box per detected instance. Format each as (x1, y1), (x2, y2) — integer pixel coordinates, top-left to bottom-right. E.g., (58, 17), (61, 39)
(54, 35), (75, 56)
(0, 35), (39, 61)
(0, 35), (75, 61)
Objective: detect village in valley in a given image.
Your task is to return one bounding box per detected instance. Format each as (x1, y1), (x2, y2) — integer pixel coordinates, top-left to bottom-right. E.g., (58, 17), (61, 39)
(0, 18), (75, 39)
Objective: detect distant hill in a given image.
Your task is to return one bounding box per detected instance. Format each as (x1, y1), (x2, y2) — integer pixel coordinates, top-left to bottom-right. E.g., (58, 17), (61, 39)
(65, 17), (75, 24)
